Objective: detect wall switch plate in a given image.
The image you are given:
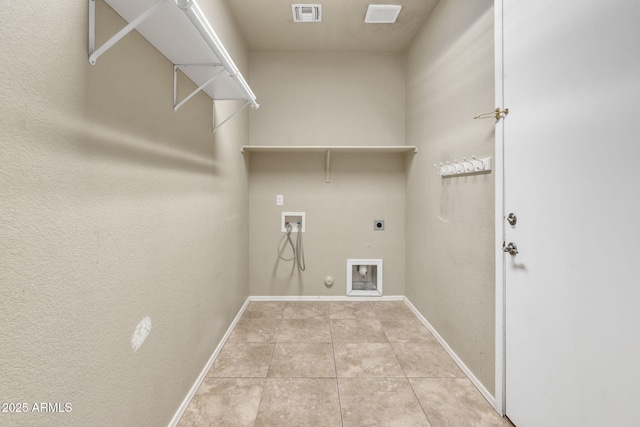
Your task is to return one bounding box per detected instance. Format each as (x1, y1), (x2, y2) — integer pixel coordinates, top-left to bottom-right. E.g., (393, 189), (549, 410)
(276, 195), (284, 206)
(374, 220), (385, 231)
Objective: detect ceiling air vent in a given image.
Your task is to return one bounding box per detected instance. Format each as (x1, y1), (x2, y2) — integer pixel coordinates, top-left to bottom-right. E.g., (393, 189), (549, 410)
(364, 4), (402, 23)
(292, 4), (322, 23)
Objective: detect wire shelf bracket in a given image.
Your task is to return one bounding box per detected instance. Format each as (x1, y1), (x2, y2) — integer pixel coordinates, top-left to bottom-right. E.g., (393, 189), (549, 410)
(173, 64), (251, 132)
(88, 0), (170, 66)
(88, 0), (259, 133)
(173, 64), (225, 111)
(212, 100), (251, 133)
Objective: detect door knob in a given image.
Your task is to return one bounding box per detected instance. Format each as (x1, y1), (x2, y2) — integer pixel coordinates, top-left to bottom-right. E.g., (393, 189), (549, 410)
(503, 242), (519, 256)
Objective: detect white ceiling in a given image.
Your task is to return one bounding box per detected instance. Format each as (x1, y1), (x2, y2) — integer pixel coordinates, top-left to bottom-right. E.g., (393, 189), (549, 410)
(224, 0), (440, 53)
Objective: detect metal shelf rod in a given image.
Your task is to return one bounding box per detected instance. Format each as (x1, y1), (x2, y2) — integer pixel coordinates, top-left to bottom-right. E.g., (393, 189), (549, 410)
(176, 0), (259, 110)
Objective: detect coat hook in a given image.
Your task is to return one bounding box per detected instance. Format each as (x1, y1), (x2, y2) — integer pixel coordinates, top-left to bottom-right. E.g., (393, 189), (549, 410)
(462, 157), (473, 172)
(474, 108), (509, 120)
(446, 161), (456, 174)
(471, 155), (484, 171)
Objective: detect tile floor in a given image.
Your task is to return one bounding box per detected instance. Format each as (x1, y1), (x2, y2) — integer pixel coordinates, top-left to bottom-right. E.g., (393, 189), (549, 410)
(177, 301), (513, 427)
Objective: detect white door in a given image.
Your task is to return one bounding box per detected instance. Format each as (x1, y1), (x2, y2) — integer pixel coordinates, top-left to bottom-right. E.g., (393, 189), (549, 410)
(502, 2), (640, 426)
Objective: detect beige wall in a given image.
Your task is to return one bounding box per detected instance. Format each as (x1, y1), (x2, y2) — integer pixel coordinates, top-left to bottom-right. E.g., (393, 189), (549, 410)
(0, 2), (498, 423)
(248, 53), (407, 296)
(405, 0), (496, 395)
(248, 152), (406, 296)
(249, 53), (405, 146)
(0, 1), (249, 425)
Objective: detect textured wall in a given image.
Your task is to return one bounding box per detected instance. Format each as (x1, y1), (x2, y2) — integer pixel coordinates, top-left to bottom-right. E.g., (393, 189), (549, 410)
(247, 53), (407, 297)
(249, 53), (405, 146)
(0, 1), (250, 425)
(405, 0), (496, 395)
(248, 152), (406, 296)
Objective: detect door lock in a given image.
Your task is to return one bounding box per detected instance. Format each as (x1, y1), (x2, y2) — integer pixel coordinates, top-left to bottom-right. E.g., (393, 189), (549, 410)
(506, 213), (517, 226)
(503, 242), (519, 256)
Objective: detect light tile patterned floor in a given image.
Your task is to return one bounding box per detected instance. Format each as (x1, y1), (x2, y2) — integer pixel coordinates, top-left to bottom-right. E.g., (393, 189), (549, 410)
(177, 301), (513, 427)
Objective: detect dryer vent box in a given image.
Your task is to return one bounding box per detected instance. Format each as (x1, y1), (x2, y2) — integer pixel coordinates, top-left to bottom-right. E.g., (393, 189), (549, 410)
(292, 4), (322, 22)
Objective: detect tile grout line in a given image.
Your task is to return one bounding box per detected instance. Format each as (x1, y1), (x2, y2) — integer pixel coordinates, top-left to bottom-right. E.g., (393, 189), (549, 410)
(387, 336), (435, 426)
(386, 308), (436, 425)
(376, 300), (437, 426)
(328, 304), (345, 427)
(408, 378), (435, 427)
(247, 301), (284, 426)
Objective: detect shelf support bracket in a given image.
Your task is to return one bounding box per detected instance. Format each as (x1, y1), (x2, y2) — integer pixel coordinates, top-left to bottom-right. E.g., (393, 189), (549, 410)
(173, 64), (251, 132)
(212, 100), (251, 133)
(173, 64), (225, 112)
(325, 150), (331, 183)
(88, 0), (170, 65)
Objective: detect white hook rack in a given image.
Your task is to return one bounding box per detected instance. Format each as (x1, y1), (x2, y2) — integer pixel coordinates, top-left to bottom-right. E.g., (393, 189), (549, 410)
(434, 156), (491, 177)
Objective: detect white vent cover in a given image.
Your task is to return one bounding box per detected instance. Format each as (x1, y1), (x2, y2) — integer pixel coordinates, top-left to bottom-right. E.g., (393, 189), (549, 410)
(364, 4), (402, 23)
(292, 4), (322, 22)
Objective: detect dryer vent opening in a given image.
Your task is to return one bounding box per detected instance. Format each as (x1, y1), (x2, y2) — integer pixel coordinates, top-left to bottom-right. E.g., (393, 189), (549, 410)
(347, 259), (383, 297)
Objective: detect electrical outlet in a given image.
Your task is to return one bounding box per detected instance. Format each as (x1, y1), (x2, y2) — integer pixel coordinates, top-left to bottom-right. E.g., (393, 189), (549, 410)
(276, 195), (283, 206)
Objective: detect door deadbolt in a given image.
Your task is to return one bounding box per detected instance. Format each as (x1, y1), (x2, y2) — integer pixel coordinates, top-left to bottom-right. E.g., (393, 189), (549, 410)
(503, 242), (519, 256)
(506, 213), (517, 226)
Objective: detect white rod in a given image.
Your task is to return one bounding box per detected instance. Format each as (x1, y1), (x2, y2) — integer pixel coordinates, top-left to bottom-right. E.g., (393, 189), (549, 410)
(174, 67), (225, 111)
(89, 0), (95, 56)
(174, 63), (223, 68)
(89, 0), (170, 65)
(176, 0), (259, 109)
(325, 150), (331, 183)
(173, 65), (178, 109)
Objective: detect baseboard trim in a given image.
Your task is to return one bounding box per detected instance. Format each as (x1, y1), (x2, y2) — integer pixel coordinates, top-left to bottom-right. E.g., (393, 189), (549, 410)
(168, 296), (251, 427)
(249, 295), (405, 302)
(403, 297), (497, 409)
